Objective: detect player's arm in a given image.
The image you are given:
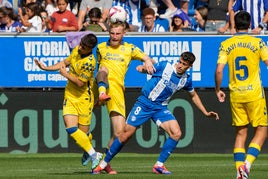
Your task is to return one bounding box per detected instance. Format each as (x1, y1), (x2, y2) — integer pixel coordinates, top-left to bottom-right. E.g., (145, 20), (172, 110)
(34, 58), (69, 71)
(252, 11), (268, 34)
(215, 63), (226, 102)
(188, 90), (219, 120)
(59, 66), (85, 87)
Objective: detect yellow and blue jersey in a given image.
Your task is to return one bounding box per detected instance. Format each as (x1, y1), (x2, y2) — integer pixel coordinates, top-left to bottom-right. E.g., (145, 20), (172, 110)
(217, 34), (268, 103)
(96, 41), (146, 87)
(65, 46), (96, 99)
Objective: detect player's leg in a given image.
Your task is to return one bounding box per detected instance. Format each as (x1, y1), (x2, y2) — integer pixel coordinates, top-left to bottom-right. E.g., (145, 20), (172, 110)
(231, 102), (248, 179)
(92, 124), (137, 174)
(96, 66), (110, 103)
(234, 126), (247, 179)
(93, 101), (151, 174)
(102, 87), (126, 174)
(79, 124), (94, 166)
(238, 98), (268, 179)
(153, 119), (181, 174)
(64, 115), (102, 170)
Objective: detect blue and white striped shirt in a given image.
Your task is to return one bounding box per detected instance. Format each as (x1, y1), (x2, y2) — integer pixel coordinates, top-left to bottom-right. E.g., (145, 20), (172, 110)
(112, 0), (142, 28)
(232, 0), (268, 29)
(139, 61), (194, 106)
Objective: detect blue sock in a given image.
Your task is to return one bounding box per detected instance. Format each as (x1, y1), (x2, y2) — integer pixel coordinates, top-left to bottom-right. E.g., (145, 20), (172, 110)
(157, 137), (178, 163)
(104, 138), (124, 163)
(98, 81), (108, 88)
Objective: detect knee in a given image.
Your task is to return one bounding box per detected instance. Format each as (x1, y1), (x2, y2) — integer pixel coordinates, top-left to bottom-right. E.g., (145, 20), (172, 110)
(170, 129), (182, 141)
(118, 133), (131, 143)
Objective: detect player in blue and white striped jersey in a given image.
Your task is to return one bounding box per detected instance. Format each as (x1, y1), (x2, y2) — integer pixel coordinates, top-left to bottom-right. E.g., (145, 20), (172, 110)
(92, 51), (219, 175)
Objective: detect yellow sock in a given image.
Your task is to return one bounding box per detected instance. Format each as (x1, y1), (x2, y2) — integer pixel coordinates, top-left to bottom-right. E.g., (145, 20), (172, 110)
(246, 143), (261, 166)
(98, 86), (106, 95)
(234, 148), (245, 169)
(70, 129), (94, 152)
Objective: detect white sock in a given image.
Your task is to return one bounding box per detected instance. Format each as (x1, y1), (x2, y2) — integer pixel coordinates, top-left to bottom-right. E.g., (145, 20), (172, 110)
(155, 161), (163, 166)
(100, 160), (108, 169)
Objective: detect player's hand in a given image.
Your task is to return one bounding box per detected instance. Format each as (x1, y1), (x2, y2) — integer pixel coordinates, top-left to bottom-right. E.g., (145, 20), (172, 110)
(34, 58), (46, 70)
(144, 59), (155, 75)
(206, 111), (220, 120)
(59, 65), (68, 76)
(216, 90), (226, 103)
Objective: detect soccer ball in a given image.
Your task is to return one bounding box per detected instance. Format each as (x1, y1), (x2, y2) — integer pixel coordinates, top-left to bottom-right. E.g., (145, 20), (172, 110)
(108, 6), (127, 23)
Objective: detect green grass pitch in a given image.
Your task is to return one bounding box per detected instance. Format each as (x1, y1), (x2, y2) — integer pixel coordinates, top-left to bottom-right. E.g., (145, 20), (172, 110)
(0, 153), (268, 179)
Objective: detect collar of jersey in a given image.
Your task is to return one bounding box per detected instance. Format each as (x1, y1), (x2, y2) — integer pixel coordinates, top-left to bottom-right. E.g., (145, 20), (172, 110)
(236, 32), (248, 35)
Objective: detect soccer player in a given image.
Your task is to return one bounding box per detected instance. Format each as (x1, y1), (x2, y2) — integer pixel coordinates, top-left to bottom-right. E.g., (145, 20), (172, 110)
(215, 11), (268, 179)
(34, 34), (103, 172)
(92, 51), (219, 174)
(81, 21), (155, 174)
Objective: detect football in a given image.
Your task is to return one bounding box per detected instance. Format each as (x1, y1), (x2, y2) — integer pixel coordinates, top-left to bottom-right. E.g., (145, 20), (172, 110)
(108, 6), (127, 23)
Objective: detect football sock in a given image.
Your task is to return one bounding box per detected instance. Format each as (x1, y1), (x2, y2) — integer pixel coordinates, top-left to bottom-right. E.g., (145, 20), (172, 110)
(233, 148), (245, 169)
(66, 127), (95, 154)
(157, 137), (178, 163)
(104, 137), (123, 163)
(245, 143), (261, 171)
(98, 81), (108, 94)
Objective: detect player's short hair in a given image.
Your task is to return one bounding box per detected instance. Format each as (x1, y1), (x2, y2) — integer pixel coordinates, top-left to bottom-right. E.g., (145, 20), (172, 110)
(235, 10), (250, 30)
(109, 21), (127, 31)
(81, 33), (98, 49)
(181, 51), (195, 65)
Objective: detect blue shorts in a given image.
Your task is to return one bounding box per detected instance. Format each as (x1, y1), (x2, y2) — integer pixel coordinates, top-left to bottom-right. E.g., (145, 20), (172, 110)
(126, 100), (176, 127)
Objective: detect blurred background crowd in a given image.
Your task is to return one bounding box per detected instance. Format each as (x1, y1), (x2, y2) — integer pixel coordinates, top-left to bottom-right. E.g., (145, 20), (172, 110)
(0, 0), (267, 34)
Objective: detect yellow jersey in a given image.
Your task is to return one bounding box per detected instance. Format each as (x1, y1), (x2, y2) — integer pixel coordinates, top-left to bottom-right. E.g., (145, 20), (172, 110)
(64, 46), (96, 99)
(217, 34), (268, 102)
(97, 41), (146, 88)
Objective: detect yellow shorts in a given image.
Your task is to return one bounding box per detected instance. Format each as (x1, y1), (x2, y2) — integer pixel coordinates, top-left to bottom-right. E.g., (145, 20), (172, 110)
(231, 97), (268, 127)
(106, 81), (126, 118)
(62, 93), (94, 126)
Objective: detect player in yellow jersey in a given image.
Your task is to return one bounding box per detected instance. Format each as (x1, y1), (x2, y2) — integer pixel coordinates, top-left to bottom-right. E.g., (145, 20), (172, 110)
(87, 22), (155, 174)
(34, 34), (103, 173)
(215, 11), (268, 179)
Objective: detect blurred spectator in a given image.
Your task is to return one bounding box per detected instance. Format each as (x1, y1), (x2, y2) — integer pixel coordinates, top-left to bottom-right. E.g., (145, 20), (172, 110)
(80, 7), (108, 31)
(18, 0), (34, 17)
(159, 0), (189, 19)
(230, 0), (268, 34)
(170, 8), (192, 32)
(112, 0), (142, 32)
(44, 0), (57, 16)
(217, 0), (233, 34)
(0, 0), (12, 8)
(17, 2), (42, 32)
(44, 0), (71, 17)
(169, 12), (184, 31)
(0, 6), (22, 32)
(40, 7), (50, 32)
(139, 7), (165, 32)
(77, 0), (112, 30)
(191, 5), (207, 32)
(203, 0), (229, 32)
(47, 0), (78, 32)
